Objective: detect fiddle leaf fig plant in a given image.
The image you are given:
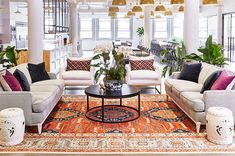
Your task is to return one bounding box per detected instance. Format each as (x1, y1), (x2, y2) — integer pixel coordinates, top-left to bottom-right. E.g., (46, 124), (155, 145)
(136, 27), (144, 37)
(185, 35), (227, 67)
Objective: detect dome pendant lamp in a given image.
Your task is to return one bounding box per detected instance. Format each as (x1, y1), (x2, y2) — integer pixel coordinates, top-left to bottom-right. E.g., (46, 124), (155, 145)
(178, 5), (184, 12)
(171, 0), (184, 5)
(140, 0), (154, 5)
(109, 6), (119, 12)
(203, 0), (218, 5)
(155, 3), (166, 12)
(132, 5), (143, 12)
(112, 0), (126, 6)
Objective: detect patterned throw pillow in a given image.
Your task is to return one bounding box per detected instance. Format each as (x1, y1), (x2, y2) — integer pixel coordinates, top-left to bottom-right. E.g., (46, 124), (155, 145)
(66, 59), (91, 71)
(130, 60), (155, 71)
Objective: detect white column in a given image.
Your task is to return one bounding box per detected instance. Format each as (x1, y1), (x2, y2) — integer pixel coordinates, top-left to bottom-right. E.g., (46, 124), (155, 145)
(70, 3), (78, 55)
(143, 6), (152, 47)
(217, 6), (223, 44)
(27, 0), (44, 63)
(184, 0), (200, 54)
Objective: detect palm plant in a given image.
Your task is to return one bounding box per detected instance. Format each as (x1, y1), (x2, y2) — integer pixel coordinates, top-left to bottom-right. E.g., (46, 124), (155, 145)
(0, 46), (21, 68)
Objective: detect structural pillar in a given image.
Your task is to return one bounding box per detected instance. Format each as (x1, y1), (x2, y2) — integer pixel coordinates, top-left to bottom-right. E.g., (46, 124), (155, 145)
(70, 3), (79, 55)
(217, 5), (223, 44)
(143, 6), (152, 48)
(27, 0), (44, 63)
(184, 0), (200, 54)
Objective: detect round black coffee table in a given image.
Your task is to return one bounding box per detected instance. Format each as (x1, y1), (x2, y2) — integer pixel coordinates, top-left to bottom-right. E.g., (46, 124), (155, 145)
(85, 84), (141, 123)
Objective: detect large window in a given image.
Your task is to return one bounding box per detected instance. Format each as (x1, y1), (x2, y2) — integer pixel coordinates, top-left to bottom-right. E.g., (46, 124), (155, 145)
(153, 18), (168, 40)
(116, 18), (131, 39)
(199, 17), (208, 45)
(208, 16), (218, 42)
(80, 18), (93, 39)
(98, 18), (112, 39)
(173, 16), (184, 40)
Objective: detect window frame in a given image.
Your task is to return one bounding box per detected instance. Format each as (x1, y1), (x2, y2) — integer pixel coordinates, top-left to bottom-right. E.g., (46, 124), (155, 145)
(97, 18), (113, 40)
(78, 17), (95, 40)
(115, 18), (133, 40)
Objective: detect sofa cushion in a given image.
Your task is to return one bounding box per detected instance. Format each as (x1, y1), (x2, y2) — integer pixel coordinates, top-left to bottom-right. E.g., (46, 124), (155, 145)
(180, 92), (204, 112)
(171, 80), (202, 98)
(130, 60), (155, 71)
(200, 70), (222, 93)
(28, 62), (50, 83)
(198, 63), (221, 85)
(0, 70), (22, 91)
(30, 85), (60, 93)
(13, 69), (30, 91)
(62, 71), (91, 80)
(130, 70), (160, 80)
(8, 63), (32, 85)
(165, 79), (202, 93)
(66, 59), (91, 71)
(211, 70), (235, 90)
(31, 79), (64, 90)
(179, 63), (202, 83)
(32, 91), (58, 113)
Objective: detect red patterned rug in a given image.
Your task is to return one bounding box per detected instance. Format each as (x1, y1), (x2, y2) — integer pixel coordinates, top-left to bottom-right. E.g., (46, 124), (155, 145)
(1, 95), (235, 153)
(42, 94), (197, 133)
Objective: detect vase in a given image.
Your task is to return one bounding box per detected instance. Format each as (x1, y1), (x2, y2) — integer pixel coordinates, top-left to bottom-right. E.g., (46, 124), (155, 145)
(104, 80), (123, 92)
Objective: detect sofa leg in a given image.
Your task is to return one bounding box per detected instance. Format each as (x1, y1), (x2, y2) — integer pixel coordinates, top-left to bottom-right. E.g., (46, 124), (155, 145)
(196, 122), (201, 133)
(38, 123), (42, 134)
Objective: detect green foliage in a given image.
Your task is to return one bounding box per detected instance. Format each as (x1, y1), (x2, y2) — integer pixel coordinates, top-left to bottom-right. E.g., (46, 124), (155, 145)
(92, 49), (126, 83)
(185, 35), (227, 67)
(0, 46), (21, 68)
(136, 27), (144, 37)
(161, 42), (187, 77)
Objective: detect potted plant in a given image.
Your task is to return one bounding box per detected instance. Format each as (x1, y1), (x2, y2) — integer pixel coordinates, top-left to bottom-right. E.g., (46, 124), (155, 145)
(0, 46), (21, 69)
(185, 35), (227, 67)
(92, 49), (126, 92)
(136, 27), (144, 46)
(161, 42), (187, 77)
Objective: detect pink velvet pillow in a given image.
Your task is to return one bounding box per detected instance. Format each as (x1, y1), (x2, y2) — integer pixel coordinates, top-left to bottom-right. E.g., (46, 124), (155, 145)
(210, 70), (235, 90)
(1, 70), (22, 91)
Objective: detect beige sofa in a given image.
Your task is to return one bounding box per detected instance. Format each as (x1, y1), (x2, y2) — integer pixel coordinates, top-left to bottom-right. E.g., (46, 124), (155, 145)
(0, 63), (64, 134)
(165, 63), (235, 133)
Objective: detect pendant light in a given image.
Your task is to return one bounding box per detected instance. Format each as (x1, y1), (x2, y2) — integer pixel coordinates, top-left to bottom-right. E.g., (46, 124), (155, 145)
(127, 10), (135, 16)
(155, 15), (161, 19)
(165, 10), (173, 16)
(155, 3), (166, 12)
(171, 0), (184, 5)
(112, 0), (126, 6)
(132, 5), (143, 12)
(139, 14), (144, 19)
(109, 6), (119, 12)
(202, 0), (218, 5)
(108, 12), (117, 17)
(14, 2), (21, 14)
(140, 0), (154, 5)
(178, 5), (184, 12)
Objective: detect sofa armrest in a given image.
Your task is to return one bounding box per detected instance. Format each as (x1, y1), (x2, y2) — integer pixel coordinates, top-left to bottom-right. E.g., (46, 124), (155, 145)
(203, 90), (235, 112)
(0, 92), (33, 125)
(48, 72), (57, 79)
(171, 72), (181, 79)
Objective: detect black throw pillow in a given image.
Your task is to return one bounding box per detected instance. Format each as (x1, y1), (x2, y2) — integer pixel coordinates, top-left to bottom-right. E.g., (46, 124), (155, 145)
(178, 63), (202, 83)
(13, 69), (30, 91)
(28, 62), (50, 83)
(200, 70), (222, 93)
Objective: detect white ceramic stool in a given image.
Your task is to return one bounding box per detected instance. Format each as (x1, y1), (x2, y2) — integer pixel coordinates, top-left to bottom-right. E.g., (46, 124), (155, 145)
(0, 108), (25, 146)
(206, 107), (234, 145)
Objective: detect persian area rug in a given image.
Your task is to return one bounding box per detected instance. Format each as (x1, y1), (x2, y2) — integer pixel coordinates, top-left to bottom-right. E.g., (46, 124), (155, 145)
(43, 94), (196, 133)
(1, 95), (235, 153)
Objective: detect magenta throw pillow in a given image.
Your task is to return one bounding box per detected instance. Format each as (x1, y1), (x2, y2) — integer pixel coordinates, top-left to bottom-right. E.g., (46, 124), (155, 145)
(210, 70), (235, 90)
(2, 70), (22, 91)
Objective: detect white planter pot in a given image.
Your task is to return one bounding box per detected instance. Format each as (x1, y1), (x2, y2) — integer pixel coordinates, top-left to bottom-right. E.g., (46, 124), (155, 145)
(206, 107), (234, 145)
(0, 108), (25, 146)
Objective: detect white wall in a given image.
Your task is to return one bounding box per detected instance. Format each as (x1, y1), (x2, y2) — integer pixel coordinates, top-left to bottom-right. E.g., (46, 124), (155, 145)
(223, 0), (235, 14)
(0, 0), (10, 44)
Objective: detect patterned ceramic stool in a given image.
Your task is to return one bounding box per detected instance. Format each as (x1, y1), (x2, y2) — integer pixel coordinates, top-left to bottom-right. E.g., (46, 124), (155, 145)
(206, 107), (234, 145)
(0, 108), (25, 146)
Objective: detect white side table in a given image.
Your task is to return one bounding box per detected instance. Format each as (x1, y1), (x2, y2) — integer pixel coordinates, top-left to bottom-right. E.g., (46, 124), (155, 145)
(206, 107), (234, 145)
(0, 108), (25, 146)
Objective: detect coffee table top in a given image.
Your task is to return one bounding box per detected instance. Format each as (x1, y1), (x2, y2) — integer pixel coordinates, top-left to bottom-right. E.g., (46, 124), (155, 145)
(85, 84), (140, 98)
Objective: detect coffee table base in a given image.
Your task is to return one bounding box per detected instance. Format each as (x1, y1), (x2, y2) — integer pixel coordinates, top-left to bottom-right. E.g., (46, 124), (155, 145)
(85, 105), (140, 123)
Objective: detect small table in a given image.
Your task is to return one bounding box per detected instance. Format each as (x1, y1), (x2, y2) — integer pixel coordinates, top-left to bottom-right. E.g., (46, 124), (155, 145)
(85, 85), (141, 123)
